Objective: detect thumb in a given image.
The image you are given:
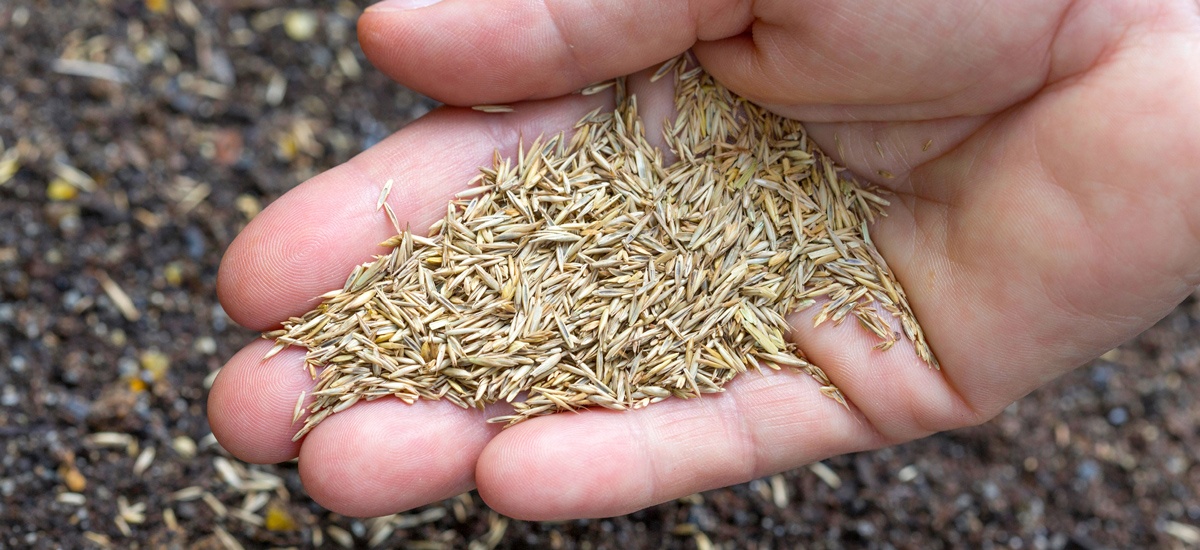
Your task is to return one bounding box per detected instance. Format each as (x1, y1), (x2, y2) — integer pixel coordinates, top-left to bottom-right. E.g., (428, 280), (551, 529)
(357, 0), (752, 105)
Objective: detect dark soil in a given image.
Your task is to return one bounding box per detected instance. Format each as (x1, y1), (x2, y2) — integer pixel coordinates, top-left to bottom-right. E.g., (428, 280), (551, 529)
(2, 1), (1198, 548)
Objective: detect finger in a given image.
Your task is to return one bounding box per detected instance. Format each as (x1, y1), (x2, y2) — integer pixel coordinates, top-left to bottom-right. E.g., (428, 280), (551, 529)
(783, 303), (982, 442)
(298, 398), (503, 517)
(209, 339), (506, 516)
(801, 116), (990, 186)
(626, 66), (679, 153)
(694, 0), (1069, 119)
(207, 340), (313, 464)
(357, 0), (751, 105)
(475, 369), (883, 520)
(217, 95), (611, 331)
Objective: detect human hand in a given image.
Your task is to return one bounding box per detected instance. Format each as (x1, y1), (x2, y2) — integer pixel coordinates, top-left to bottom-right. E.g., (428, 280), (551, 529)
(209, 0), (1200, 519)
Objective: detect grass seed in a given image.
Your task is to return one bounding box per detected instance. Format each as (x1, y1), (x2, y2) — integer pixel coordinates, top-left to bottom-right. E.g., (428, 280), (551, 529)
(268, 56), (938, 439)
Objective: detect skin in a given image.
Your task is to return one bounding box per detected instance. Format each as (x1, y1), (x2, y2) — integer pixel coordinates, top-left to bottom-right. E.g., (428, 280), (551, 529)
(208, 0), (1200, 520)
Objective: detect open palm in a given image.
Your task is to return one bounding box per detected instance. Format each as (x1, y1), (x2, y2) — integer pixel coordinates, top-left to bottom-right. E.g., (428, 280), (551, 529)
(209, 0), (1200, 519)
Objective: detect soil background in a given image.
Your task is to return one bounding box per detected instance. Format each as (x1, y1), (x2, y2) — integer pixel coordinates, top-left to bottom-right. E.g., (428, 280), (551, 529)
(1, 1), (1198, 549)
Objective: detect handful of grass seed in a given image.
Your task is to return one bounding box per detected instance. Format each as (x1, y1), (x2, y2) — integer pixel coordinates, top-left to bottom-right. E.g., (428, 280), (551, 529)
(266, 57), (937, 440)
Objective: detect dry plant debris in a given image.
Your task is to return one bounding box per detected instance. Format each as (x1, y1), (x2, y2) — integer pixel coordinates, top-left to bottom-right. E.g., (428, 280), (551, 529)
(266, 57), (937, 440)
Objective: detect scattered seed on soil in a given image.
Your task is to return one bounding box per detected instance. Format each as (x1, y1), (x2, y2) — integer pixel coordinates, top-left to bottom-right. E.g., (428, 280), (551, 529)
(88, 432), (135, 449)
(96, 271), (140, 322)
(326, 525), (354, 548)
(132, 446), (155, 476)
(202, 492), (228, 518)
(117, 496), (146, 524)
(56, 492), (87, 506)
(808, 462), (843, 489)
(171, 486), (205, 502)
(171, 435), (198, 459)
(163, 508), (179, 532)
(213, 457), (243, 490)
(267, 56), (938, 439)
(213, 525), (245, 550)
(769, 474), (789, 508)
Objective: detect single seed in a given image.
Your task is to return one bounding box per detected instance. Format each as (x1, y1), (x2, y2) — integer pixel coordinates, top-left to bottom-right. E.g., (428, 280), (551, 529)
(132, 446), (155, 476)
(377, 178), (393, 212)
(171, 486), (205, 501)
(57, 492), (86, 506)
(292, 390), (306, 424)
(580, 81), (616, 96)
(471, 105), (514, 113)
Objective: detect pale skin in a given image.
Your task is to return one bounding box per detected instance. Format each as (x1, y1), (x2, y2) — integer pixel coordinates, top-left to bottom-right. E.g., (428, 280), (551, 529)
(208, 0), (1200, 520)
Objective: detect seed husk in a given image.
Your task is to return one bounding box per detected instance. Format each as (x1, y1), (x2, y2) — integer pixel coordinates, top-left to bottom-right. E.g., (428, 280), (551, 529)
(471, 105), (514, 113)
(268, 56), (937, 439)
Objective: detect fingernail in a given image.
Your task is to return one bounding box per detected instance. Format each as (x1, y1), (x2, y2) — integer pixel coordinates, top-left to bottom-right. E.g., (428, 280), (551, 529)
(366, 0), (443, 12)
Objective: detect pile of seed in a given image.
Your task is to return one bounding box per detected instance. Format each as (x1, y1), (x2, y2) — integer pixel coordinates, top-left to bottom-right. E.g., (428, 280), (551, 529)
(266, 57), (937, 440)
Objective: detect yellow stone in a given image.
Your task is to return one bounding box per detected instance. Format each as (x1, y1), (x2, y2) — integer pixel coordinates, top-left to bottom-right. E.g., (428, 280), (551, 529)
(163, 262), (183, 286)
(47, 179), (78, 201)
(275, 132), (298, 161)
(264, 502), (297, 532)
(140, 350), (170, 381)
(64, 467), (87, 492)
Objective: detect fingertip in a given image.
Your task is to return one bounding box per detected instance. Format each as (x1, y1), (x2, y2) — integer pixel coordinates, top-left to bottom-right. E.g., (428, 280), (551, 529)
(783, 304), (982, 440)
(693, 35), (791, 106)
(476, 413), (650, 521)
(298, 399), (500, 517)
(216, 168), (388, 332)
(357, 0), (720, 105)
(208, 341), (311, 464)
(358, 1), (579, 105)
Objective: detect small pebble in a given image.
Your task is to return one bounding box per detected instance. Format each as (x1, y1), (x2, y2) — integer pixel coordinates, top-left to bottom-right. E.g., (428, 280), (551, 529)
(139, 350), (170, 381)
(855, 520), (877, 537)
(284, 10), (318, 41)
(46, 179), (77, 201)
(63, 467), (87, 492)
(144, 0), (168, 14)
(1107, 407), (1129, 426)
(1, 385), (19, 407)
(194, 336), (217, 355)
(1077, 459), (1100, 483)
(982, 481), (1001, 502)
(163, 262), (183, 286)
(183, 226), (206, 258)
